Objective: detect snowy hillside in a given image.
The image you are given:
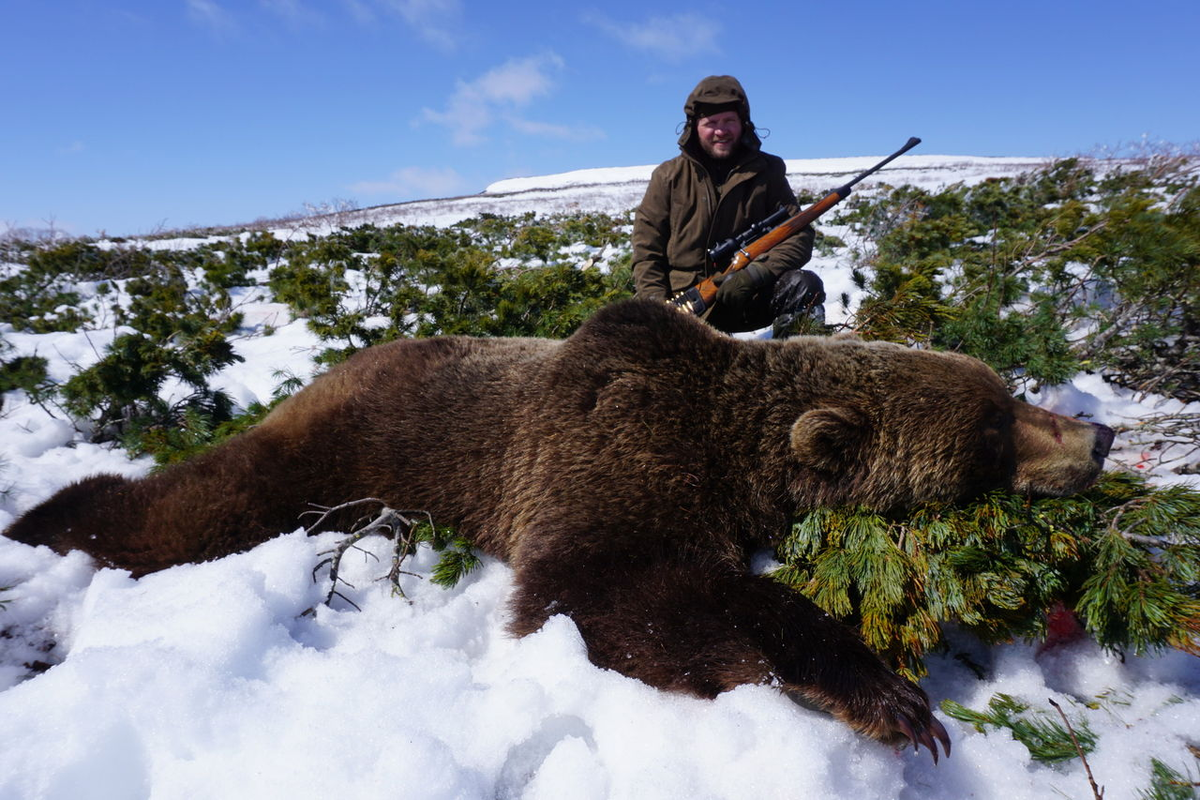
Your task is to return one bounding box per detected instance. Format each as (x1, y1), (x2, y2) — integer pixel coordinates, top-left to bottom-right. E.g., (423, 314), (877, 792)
(2, 155), (1200, 800)
(266, 154), (1050, 236)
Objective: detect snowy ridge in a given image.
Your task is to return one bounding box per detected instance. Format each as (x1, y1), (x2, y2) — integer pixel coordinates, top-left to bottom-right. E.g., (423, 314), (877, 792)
(289, 155), (1047, 235)
(483, 154), (1046, 194)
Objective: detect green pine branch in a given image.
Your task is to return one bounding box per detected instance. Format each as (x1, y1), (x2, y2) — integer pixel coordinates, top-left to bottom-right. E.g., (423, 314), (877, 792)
(410, 520), (482, 589)
(1141, 757), (1200, 800)
(430, 538), (482, 589)
(944, 694), (1200, 799)
(941, 693), (1096, 764)
(775, 471), (1200, 678)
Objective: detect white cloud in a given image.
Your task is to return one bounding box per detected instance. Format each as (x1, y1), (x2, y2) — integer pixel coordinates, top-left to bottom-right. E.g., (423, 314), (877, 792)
(584, 12), (720, 62)
(473, 55), (561, 105)
(340, 0), (376, 24)
(260, 0), (325, 27)
(350, 166), (467, 197)
(506, 117), (605, 143)
(421, 54), (596, 147)
(188, 0), (460, 45)
(186, 0), (238, 35)
(377, 0), (463, 50)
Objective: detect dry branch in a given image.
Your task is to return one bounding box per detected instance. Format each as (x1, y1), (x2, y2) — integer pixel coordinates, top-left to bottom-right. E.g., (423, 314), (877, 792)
(1048, 698), (1104, 800)
(300, 498), (435, 613)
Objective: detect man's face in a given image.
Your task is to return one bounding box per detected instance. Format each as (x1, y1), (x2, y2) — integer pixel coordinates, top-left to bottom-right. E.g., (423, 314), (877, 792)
(696, 111), (743, 160)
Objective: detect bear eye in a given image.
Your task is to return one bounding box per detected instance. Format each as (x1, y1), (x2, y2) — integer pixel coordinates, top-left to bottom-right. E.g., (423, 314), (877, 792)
(984, 409), (1012, 431)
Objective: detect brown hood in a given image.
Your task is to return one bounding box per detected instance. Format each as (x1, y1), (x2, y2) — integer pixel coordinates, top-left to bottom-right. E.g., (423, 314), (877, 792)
(678, 75), (762, 154)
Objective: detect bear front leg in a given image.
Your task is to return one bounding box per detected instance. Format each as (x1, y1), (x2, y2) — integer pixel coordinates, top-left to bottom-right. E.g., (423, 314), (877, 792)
(509, 556), (949, 761)
(730, 573), (952, 761)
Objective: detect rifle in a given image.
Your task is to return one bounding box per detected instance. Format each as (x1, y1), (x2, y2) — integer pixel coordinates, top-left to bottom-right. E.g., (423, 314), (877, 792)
(669, 136), (922, 316)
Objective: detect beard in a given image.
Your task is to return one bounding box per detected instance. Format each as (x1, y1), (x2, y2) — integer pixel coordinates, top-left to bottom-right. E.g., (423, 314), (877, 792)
(700, 138), (739, 160)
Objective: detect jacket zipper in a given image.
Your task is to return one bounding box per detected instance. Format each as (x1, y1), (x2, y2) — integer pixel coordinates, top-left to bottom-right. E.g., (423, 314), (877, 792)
(699, 156), (753, 278)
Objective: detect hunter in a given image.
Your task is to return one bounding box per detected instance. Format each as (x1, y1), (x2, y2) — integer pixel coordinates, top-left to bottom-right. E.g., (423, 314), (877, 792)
(632, 75), (825, 336)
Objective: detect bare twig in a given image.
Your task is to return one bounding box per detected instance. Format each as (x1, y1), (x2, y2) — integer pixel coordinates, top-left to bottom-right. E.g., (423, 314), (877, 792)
(1115, 411), (1200, 471)
(1103, 495), (1188, 550)
(1074, 300), (1148, 363)
(1106, 496), (1154, 539)
(1007, 218), (1107, 276)
(1048, 698), (1103, 800)
(300, 499), (437, 613)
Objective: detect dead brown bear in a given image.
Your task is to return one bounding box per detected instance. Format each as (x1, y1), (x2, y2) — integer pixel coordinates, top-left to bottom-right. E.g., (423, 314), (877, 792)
(4, 299), (1114, 761)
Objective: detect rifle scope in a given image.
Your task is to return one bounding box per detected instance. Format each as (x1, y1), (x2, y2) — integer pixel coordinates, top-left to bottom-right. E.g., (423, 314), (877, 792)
(707, 205), (792, 265)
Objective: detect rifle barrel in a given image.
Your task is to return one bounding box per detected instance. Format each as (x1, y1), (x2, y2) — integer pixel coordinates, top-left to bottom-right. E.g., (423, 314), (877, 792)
(838, 136), (922, 195)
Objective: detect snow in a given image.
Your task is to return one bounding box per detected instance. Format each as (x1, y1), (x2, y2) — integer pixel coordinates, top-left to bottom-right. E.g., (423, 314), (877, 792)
(2, 157), (1200, 800)
(481, 155), (1047, 196)
(238, 154), (1050, 239)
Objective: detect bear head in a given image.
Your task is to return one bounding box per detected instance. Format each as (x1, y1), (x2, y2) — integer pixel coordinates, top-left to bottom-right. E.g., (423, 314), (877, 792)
(780, 338), (1113, 511)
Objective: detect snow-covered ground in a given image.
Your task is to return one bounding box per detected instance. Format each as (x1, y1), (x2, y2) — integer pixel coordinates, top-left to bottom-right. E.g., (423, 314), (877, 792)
(2, 157), (1199, 800)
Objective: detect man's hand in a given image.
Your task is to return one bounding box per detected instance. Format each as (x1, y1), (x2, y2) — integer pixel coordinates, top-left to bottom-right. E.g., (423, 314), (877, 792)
(715, 263), (771, 310)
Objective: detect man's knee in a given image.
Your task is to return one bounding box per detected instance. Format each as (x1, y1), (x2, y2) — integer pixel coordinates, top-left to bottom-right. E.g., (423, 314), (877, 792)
(770, 269), (825, 317)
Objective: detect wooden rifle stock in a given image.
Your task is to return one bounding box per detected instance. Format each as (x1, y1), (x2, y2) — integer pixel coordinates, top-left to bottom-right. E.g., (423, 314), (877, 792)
(669, 137), (921, 316)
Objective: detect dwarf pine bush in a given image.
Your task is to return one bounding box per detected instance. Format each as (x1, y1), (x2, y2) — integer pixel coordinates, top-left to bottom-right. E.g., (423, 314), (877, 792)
(774, 472), (1200, 678)
(267, 214), (633, 363)
(0, 334), (48, 399)
(838, 153), (1200, 399)
(59, 257), (245, 447)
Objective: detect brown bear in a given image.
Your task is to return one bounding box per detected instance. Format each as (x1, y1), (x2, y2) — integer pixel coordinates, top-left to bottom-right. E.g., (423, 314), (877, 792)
(3, 299), (1114, 761)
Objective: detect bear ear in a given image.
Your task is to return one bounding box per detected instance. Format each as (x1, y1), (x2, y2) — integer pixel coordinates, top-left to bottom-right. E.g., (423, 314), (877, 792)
(790, 407), (872, 475)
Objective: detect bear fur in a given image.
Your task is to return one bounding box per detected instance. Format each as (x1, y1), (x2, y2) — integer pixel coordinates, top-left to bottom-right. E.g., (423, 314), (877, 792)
(4, 299), (1114, 757)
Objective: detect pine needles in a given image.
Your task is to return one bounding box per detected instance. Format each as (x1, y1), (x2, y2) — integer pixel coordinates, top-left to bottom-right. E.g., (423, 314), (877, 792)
(774, 471), (1200, 678)
(942, 694), (1200, 798)
(1141, 757), (1200, 800)
(941, 694), (1097, 764)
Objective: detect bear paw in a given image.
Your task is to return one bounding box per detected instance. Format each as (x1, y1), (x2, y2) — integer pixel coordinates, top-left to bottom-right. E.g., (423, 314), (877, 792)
(862, 677), (952, 764)
(894, 712), (952, 764)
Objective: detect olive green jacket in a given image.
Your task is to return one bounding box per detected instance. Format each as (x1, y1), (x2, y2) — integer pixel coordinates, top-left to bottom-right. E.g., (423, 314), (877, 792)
(632, 76), (814, 306)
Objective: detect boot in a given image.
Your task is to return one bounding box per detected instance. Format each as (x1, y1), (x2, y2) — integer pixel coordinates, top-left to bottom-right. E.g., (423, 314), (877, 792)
(771, 303), (825, 339)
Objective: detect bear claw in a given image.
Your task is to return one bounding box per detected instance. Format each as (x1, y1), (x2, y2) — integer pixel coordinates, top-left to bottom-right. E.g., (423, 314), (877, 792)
(895, 714), (951, 764)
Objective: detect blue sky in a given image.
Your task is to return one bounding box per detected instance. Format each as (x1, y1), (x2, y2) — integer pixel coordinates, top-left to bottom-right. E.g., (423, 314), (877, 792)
(3, 0), (1197, 237)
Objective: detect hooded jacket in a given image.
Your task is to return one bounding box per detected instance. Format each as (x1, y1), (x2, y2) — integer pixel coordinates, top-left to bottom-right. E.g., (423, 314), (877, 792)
(631, 76), (815, 306)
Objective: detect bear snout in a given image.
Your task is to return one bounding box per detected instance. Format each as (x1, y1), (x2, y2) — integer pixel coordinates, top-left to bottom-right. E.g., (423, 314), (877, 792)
(1091, 422), (1115, 463)
(1009, 404), (1114, 497)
